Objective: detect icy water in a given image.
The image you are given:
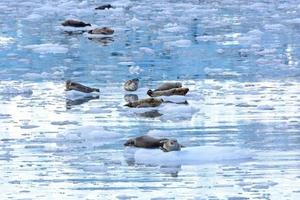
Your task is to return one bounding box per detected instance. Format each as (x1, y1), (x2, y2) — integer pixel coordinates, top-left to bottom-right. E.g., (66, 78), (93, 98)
(1, 0), (300, 199)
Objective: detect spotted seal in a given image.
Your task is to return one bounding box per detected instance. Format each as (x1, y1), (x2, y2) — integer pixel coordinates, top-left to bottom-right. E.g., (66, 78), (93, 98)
(88, 27), (114, 35)
(124, 78), (139, 91)
(154, 82), (182, 91)
(124, 135), (183, 152)
(61, 19), (91, 27)
(124, 97), (163, 108)
(147, 87), (189, 97)
(65, 80), (99, 93)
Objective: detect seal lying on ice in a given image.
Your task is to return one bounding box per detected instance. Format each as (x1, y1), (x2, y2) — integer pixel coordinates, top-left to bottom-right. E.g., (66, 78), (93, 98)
(124, 97), (163, 108)
(124, 135), (183, 152)
(154, 82), (182, 91)
(61, 19), (91, 27)
(65, 80), (99, 93)
(88, 27), (114, 35)
(147, 87), (189, 97)
(124, 78), (139, 91)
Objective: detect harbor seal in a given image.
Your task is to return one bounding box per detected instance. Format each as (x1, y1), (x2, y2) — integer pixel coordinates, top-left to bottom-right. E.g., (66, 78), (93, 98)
(124, 135), (183, 152)
(95, 4), (114, 10)
(124, 97), (163, 108)
(147, 87), (189, 97)
(65, 80), (99, 93)
(154, 82), (182, 91)
(88, 27), (114, 35)
(124, 78), (139, 91)
(61, 19), (91, 27)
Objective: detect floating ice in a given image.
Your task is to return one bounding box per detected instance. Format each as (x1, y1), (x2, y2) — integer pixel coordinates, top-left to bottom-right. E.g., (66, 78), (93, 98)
(131, 146), (253, 165)
(0, 36), (14, 46)
(76, 126), (121, 140)
(139, 47), (155, 54)
(24, 13), (43, 21)
(129, 66), (143, 75)
(126, 17), (145, 28)
(0, 87), (33, 96)
(51, 120), (79, 126)
(165, 39), (191, 48)
(24, 43), (68, 54)
(163, 23), (188, 33)
(65, 90), (99, 101)
(22, 72), (51, 80)
(257, 105), (275, 110)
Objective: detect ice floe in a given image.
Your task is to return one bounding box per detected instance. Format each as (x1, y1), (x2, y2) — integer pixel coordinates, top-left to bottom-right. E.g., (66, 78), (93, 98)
(0, 86), (33, 96)
(125, 146), (253, 165)
(65, 90), (100, 101)
(24, 43), (68, 54)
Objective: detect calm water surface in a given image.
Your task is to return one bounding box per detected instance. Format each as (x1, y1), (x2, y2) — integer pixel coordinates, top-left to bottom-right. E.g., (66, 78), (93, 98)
(0, 0), (300, 199)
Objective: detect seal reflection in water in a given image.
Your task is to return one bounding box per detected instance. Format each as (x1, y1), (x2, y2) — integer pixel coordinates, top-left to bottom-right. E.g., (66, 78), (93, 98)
(65, 80), (99, 93)
(124, 94), (138, 103)
(88, 37), (114, 46)
(147, 87), (189, 97)
(61, 19), (91, 27)
(124, 97), (163, 108)
(124, 135), (183, 152)
(124, 78), (139, 91)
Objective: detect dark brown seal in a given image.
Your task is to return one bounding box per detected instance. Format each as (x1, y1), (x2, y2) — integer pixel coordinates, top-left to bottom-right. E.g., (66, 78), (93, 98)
(147, 88), (189, 97)
(95, 4), (114, 10)
(88, 27), (114, 35)
(61, 19), (91, 27)
(124, 97), (163, 108)
(65, 80), (99, 93)
(124, 135), (183, 152)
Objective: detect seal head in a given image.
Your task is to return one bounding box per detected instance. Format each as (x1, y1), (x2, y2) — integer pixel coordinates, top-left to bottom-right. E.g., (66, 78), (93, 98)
(160, 139), (182, 152)
(124, 78), (139, 91)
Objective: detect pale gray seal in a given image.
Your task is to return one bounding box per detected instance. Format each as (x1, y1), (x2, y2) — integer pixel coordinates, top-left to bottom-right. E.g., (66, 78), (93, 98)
(154, 82), (182, 91)
(124, 97), (163, 108)
(124, 135), (183, 152)
(88, 27), (114, 35)
(65, 80), (99, 93)
(61, 19), (91, 27)
(147, 87), (189, 97)
(124, 78), (139, 91)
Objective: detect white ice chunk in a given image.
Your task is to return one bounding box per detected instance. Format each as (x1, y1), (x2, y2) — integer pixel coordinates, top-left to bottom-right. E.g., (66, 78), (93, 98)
(65, 90), (99, 101)
(24, 43), (68, 54)
(165, 39), (191, 48)
(0, 87), (33, 96)
(132, 146), (253, 165)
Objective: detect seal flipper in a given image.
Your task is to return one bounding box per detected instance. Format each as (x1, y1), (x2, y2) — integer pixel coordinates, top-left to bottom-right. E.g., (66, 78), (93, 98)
(160, 146), (169, 152)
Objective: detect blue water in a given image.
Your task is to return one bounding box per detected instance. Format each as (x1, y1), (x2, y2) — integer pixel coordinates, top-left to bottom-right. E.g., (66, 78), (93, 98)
(1, 0), (300, 199)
